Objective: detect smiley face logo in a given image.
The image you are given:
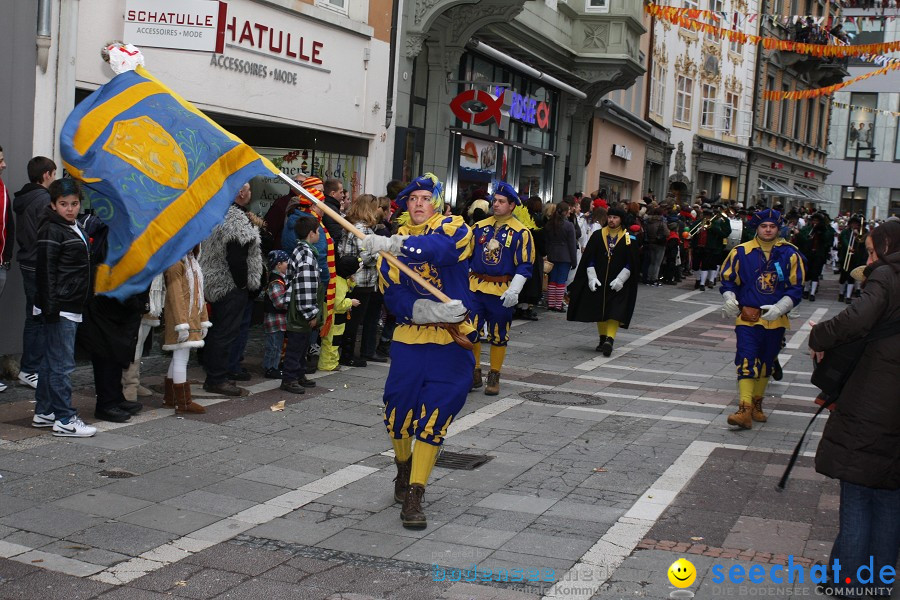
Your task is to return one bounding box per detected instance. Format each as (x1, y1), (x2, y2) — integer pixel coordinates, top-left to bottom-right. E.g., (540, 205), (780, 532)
(668, 558), (696, 588)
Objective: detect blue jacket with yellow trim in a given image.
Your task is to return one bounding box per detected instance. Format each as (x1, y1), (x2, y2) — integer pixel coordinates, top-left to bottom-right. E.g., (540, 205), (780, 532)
(469, 215), (535, 296)
(719, 238), (805, 329)
(378, 214), (476, 345)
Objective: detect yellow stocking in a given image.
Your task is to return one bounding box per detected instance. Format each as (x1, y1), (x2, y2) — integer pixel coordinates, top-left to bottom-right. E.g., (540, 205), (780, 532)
(410, 441), (440, 486)
(472, 342), (481, 369)
(392, 437), (412, 463)
(753, 376), (769, 399)
(490, 345), (507, 372)
(596, 322), (605, 336)
(603, 320), (619, 340)
(738, 378), (755, 407)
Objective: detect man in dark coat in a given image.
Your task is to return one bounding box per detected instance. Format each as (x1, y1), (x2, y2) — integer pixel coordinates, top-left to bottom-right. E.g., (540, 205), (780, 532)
(567, 207), (639, 356)
(795, 211), (833, 301)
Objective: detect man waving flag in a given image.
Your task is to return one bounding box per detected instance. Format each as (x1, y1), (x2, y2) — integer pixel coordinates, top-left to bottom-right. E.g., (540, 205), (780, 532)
(60, 43), (280, 300)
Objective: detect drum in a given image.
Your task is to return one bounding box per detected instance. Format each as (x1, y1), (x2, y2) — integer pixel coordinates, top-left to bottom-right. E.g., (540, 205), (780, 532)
(726, 218), (743, 250)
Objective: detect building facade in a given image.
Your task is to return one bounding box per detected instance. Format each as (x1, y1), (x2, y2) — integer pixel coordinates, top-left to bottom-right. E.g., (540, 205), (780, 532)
(824, 5), (900, 219)
(391, 0), (646, 206)
(746, 0), (846, 210)
(646, 0), (760, 205)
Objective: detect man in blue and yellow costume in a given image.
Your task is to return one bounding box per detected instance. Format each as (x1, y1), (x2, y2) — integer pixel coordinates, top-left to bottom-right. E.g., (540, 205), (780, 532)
(362, 173), (475, 529)
(719, 208), (805, 429)
(469, 182), (535, 395)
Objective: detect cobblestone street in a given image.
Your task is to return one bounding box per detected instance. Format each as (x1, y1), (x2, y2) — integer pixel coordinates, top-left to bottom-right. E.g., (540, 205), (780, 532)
(0, 277), (894, 599)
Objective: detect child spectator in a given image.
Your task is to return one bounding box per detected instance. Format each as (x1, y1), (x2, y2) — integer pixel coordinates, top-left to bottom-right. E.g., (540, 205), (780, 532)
(281, 217), (321, 394)
(32, 179), (96, 437)
(661, 223), (681, 285)
(263, 250), (289, 379)
(319, 255), (361, 371)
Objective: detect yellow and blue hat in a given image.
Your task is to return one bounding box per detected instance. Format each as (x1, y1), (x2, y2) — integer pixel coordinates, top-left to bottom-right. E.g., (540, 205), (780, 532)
(396, 173), (444, 213)
(748, 208), (783, 229)
(492, 181), (521, 205)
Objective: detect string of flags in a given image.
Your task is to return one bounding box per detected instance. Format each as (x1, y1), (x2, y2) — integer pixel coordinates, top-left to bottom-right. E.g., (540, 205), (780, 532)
(832, 100), (900, 118)
(762, 60), (900, 100)
(646, 4), (900, 57)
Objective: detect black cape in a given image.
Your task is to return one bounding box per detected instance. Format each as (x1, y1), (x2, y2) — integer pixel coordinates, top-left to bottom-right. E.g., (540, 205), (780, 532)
(567, 228), (640, 327)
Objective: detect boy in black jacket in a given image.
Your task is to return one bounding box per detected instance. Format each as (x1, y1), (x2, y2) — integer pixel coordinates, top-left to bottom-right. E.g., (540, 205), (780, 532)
(32, 179), (96, 437)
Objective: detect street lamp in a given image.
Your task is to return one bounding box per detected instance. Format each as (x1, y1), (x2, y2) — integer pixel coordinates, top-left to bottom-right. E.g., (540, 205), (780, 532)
(849, 144), (876, 215)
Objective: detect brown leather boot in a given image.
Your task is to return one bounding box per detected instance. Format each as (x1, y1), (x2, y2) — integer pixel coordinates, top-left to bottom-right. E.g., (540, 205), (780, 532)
(174, 382), (206, 414)
(484, 370), (500, 396)
(393, 457), (412, 503)
(751, 396), (768, 422)
(471, 368), (483, 390)
(400, 483), (426, 529)
(727, 404), (752, 429)
(163, 377), (175, 408)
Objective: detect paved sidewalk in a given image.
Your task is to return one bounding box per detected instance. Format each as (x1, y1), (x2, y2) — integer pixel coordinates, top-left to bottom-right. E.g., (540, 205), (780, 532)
(0, 275), (894, 599)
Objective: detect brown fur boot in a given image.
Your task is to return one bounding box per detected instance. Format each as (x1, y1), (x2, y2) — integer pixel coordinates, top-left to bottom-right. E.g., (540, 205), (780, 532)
(174, 382), (206, 414)
(400, 483), (426, 529)
(163, 377), (176, 408)
(727, 404), (752, 429)
(471, 368), (483, 390)
(751, 396), (768, 422)
(393, 457), (412, 503)
(484, 370), (500, 396)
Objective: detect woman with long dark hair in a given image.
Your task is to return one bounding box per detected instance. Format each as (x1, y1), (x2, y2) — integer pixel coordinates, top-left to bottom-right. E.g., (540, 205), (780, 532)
(543, 200), (577, 311)
(809, 219), (900, 599)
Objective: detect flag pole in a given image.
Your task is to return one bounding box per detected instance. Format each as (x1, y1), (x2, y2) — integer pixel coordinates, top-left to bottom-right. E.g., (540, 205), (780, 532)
(276, 172), (452, 303)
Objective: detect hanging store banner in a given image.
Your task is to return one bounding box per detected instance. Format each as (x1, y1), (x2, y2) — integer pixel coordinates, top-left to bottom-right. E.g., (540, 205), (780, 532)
(124, 0), (224, 52)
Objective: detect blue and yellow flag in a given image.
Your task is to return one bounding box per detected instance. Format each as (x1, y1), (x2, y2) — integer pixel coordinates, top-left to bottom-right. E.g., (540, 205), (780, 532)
(60, 65), (279, 300)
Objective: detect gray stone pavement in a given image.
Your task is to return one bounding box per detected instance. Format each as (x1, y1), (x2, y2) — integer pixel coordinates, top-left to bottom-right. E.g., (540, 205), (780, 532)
(0, 274), (894, 599)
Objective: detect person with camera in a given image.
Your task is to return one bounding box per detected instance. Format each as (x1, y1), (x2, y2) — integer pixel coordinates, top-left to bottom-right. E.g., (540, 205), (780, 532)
(719, 208), (805, 429)
(809, 219), (900, 599)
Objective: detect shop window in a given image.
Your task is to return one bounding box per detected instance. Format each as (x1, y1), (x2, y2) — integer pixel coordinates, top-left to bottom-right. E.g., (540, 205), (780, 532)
(316, 0), (348, 16)
(894, 116), (900, 161)
(585, 0), (609, 13)
(846, 92), (877, 158)
(841, 186), (868, 216)
(891, 189), (900, 217)
(701, 84), (717, 129)
(675, 75), (693, 126)
(651, 63), (665, 116)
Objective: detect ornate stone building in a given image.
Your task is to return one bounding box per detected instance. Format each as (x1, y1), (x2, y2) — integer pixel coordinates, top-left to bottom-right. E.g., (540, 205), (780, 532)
(391, 0), (646, 204)
(646, 0), (760, 205)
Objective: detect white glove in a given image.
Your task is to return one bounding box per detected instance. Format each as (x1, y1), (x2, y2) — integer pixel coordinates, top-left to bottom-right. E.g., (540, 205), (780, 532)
(760, 296), (795, 321)
(176, 325), (189, 344)
(200, 321), (211, 340)
(609, 268), (630, 292)
(586, 267), (601, 292)
(362, 234), (408, 256)
(411, 299), (467, 324)
(722, 291), (740, 318)
(500, 274), (528, 308)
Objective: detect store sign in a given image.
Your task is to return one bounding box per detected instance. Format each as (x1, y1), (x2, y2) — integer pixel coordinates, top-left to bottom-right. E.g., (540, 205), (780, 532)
(701, 142), (747, 162)
(771, 162), (784, 169)
(492, 86), (551, 130)
(208, 53), (299, 85)
(804, 171), (816, 179)
(224, 14), (324, 67)
(124, 0), (224, 52)
(612, 144), (632, 160)
(449, 89), (505, 126)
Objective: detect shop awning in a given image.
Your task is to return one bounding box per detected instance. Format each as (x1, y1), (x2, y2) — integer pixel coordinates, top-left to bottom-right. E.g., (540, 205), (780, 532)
(759, 178), (805, 199)
(792, 185), (835, 205)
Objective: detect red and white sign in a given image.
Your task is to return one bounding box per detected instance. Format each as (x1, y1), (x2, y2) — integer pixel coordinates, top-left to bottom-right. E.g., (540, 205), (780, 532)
(224, 14), (325, 67)
(124, 0), (224, 52)
(771, 162), (784, 170)
(804, 171), (816, 179)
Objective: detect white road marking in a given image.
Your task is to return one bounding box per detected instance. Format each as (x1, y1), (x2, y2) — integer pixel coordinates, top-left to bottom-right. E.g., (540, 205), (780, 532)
(574, 305), (719, 371)
(786, 307), (828, 349)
